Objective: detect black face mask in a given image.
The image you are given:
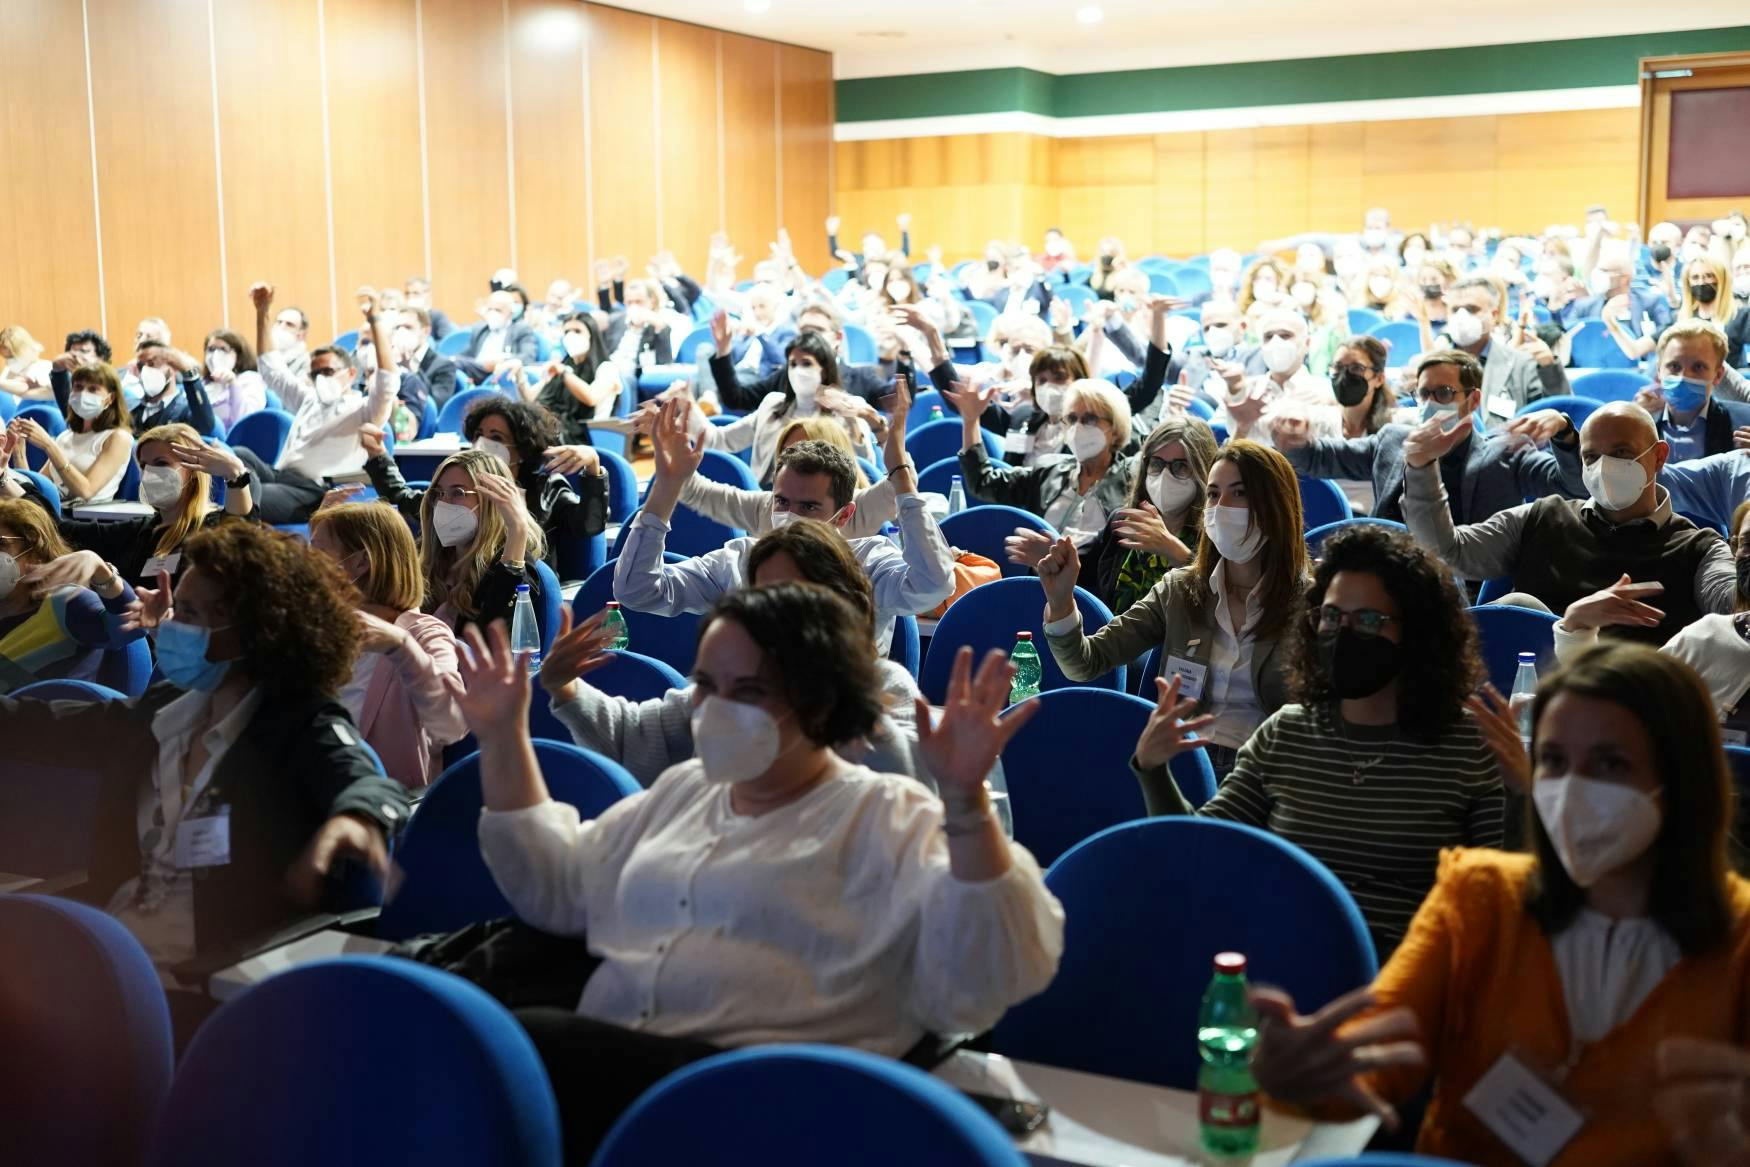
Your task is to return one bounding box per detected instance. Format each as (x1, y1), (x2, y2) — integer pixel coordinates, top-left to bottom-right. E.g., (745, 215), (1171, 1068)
(1690, 283), (1718, 305)
(1421, 284), (1443, 300)
(1332, 368), (1372, 407)
(1651, 244), (1672, 263)
(1737, 555), (1750, 605)
(1318, 628), (1402, 700)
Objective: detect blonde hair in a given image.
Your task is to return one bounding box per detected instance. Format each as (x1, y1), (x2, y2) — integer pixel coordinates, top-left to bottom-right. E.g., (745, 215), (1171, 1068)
(418, 449), (545, 622)
(0, 498), (72, 566)
(135, 423), (213, 557)
(777, 417), (868, 488)
(1066, 378), (1132, 450)
(0, 325), (43, 365)
(1237, 257), (1289, 314)
(310, 501), (426, 613)
(1659, 318), (1730, 368)
(1681, 255), (1735, 324)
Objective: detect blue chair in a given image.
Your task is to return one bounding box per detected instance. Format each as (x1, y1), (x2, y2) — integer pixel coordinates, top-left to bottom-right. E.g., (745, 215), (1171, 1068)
(1170, 266), (1213, 300)
(1468, 603), (1558, 694)
(435, 387), (500, 435)
(1053, 283), (1097, 320)
(594, 1044), (1024, 1167)
(1305, 517), (1406, 558)
(990, 818), (1378, 1089)
(700, 446), (759, 491)
(920, 577), (1123, 702)
(821, 268), (852, 293)
(1210, 421), (1229, 446)
(907, 418), (1000, 469)
(97, 635), (153, 697)
(1723, 744), (1750, 802)
(674, 325), (716, 365)
(888, 613), (920, 678)
(907, 388), (946, 430)
(525, 644), (688, 749)
(572, 558), (702, 675)
(1571, 369), (1647, 403)
(530, 559), (564, 655)
(10, 467), (61, 517)
(376, 741), (640, 940)
(916, 456), (962, 498)
(416, 394), (440, 439)
(1514, 394), (1599, 430)
(843, 323), (878, 365)
(1367, 321), (1424, 368)
(1347, 307), (1387, 334)
(0, 896), (173, 1167)
(1126, 650), (1221, 808)
(963, 299), (998, 339)
(1566, 320), (1638, 370)
(436, 330), (472, 357)
(1145, 270), (1182, 297)
(597, 447), (639, 522)
(611, 500), (741, 561)
(146, 958), (561, 1167)
(0, 390), (14, 421)
(117, 455), (141, 501)
(11, 678), (128, 702)
(225, 409), (295, 464)
(999, 688), (1155, 866)
(1298, 475), (1354, 531)
(330, 329), (359, 352)
(1475, 576), (1513, 605)
(939, 504), (1054, 579)
(19, 404), (66, 469)
(590, 426), (626, 458)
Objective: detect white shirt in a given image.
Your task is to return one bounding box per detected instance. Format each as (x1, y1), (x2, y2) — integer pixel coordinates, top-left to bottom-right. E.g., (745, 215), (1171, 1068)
(50, 428), (133, 503)
(1203, 559), (1264, 749)
(1656, 613), (1750, 742)
(477, 762), (1063, 1054)
(702, 392), (875, 485)
(476, 326), (508, 363)
(106, 688), (263, 981)
(1551, 908), (1681, 1046)
(257, 352), (399, 480)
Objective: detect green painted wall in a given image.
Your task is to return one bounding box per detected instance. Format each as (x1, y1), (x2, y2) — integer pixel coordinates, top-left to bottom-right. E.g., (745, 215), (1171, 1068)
(836, 25), (1750, 122)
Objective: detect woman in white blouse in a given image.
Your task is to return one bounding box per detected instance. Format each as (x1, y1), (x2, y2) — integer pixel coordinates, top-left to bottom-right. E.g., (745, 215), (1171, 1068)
(702, 330), (876, 486)
(456, 582), (1064, 1160)
(9, 361), (135, 504)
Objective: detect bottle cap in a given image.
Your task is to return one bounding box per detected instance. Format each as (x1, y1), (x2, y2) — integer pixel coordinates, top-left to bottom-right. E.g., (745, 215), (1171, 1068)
(607, 601), (621, 610)
(951, 475), (963, 483)
(1517, 652), (1536, 663)
(1213, 952), (1246, 975)
(1016, 631), (1033, 641)
(515, 583), (530, 593)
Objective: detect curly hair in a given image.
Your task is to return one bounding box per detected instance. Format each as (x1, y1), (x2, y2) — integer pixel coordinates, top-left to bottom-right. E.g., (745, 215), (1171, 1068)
(64, 330), (112, 362)
(462, 397), (561, 486)
(181, 523), (359, 701)
(1284, 524), (1481, 742)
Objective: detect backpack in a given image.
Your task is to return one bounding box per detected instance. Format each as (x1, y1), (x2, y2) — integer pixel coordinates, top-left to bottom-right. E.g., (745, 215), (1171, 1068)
(924, 550), (1002, 619)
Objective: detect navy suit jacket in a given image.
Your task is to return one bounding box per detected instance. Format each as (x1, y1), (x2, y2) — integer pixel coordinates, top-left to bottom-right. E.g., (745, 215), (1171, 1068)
(465, 320), (539, 365)
(1657, 397), (1750, 459)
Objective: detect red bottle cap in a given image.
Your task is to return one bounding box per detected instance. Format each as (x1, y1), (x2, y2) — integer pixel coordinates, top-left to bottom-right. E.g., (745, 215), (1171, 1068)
(607, 601), (620, 610)
(1213, 952), (1246, 974)
(1016, 631), (1033, 641)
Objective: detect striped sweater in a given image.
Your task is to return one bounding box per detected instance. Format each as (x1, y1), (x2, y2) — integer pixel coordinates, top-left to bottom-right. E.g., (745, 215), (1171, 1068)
(1134, 702), (1505, 954)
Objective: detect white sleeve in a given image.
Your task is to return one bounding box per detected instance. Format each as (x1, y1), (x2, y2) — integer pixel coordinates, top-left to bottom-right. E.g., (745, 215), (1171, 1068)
(257, 350), (309, 412)
(868, 493), (956, 615)
(476, 795), (652, 936)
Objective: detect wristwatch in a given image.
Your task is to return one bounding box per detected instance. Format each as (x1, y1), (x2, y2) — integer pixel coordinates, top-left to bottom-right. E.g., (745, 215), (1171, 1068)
(226, 469), (254, 489)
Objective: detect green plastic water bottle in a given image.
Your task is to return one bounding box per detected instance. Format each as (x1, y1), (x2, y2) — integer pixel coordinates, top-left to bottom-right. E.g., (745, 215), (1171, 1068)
(1198, 951), (1261, 1158)
(603, 601), (630, 651)
(929, 405), (945, 422)
(1009, 632), (1042, 705)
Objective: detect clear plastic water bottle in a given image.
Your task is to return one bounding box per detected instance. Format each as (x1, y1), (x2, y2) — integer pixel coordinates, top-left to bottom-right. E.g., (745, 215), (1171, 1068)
(985, 775), (1013, 840)
(603, 601), (630, 650)
(510, 583), (542, 673)
(1198, 952), (1261, 1159)
(1510, 652), (1538, 752)
(929, 405), (945, 422)
(1009, 632), (1042, 705)
(947, 475), (967, 515)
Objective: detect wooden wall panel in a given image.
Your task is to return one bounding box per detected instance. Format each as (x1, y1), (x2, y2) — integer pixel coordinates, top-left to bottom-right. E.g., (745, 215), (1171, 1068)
(0, 0), (102, 345)
(213, 0), (329, 337)
(779, 44), (834, 274)
(1154, 131), (1207, 256)
(87, 0), (223, 349)
(422, 0), (514, 320)
(586, 4), (659, 275)
(507, 0), (590, 302)
(721, 33), (779, 270)
(325, 0), (426, 340)
(656, 20), (721, 277)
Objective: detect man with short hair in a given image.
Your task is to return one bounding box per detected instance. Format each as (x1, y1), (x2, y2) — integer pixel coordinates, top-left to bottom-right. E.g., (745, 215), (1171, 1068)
(1434, 277), (1569, 419)
(1636, 320), (1750, 462)
(457, 289), (539, 385)
(1560, 239), (1673, 351)
(404, 276), (455, 340)
(269, 305), (312, 379)
(119, 318), (172, 405)
(394, 305), (458, 408)
(1222, 309), (1332, 446)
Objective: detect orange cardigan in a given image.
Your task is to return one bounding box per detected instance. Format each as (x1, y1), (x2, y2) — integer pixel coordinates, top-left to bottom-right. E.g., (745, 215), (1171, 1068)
(1356, 847), (1750, 1166)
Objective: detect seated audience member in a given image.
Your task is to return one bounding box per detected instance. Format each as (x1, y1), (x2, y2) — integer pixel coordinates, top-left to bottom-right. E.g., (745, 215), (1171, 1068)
(62, 329), (112, 368)
(404, 276), (456, 341)
(456, 289), (541, 385)
(706, 298), (889, 411)
(362, 398), (605, 574)
(9, 361), (136, 505)
(1635, 320), (1750, 462)
(1039, 440), (1309, 779)
(460, 585), (1062, 1160)
(616, 404), (953, 653)
(0, 498), (140, 692)
(1565, 239), (1674, 360)
(116, 318), (170, 406)
(703, 331), (877, 485)
(1657, 444), (1750, 533)
(1127, 525), (1503, 952)
(952, 378), (1134, 549)
(197, 329), (267, 432)
(1280, 349), (1584, 523)
(308, 503), (465, 788)
(1434, 277), (1568, 419)
(1160, 299), (1255, 412)
(0, 524), (407, 1017)
(1237, 257), (1289, 316)
(827, 212), (911, 272)
(390, 306), (458, 409)
(1268, 334), (1403, 512)
(1404, 401), (1732, 643)
(0, 325), (53, 400)
(406, 448), (546, 634)
(245, 282), (399, 524)
(1223, 310), (1334, 446)
(604, 278), (678, 378)
(128, 341), (219, 434)
(266, 303), (312, 380)
(1255, 643), (1750, 1166)
(533, 312), (619, 444)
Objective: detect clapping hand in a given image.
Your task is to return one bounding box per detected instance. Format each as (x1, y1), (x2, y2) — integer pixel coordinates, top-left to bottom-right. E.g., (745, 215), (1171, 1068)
(914, 646), (1039, 800)
(13, 417), (54, 453)
(119, 568), (175, 633)
(538, 607), (618, 703)
(455, 620), (533, 738)
(1464, 683), (1531, 794)
(1401, 410), (1473, 469)
(1249, 985), (1425, 1130)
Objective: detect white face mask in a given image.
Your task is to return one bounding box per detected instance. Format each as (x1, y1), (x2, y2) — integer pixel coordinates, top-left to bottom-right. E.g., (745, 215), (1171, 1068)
(1367, 275), (1396, 300)
(1588, 268), (1616, 296)
(1204, 503), (1264, 564)
(1261, 336), (1301, 376)
(1581, 448), (1652, 511)
(1445, 309), (1487, 348)
(1252, 277), (1279, 300)
(1147, 468), (1198, 515)
(138, 366), (169, 399)
(357, 344), (377, 372)
(1532, 275), (1556, 301)
(1403, 247), (1427, 267)
(1067, 423), (1108, 462)
(474, 437), (513, 469)
(1533, 774), (1662, 888)
(1291, 281), (1318, 307)
(690, 695), (786, 785)
(0, 551), (19, 598)
(271, 324), (300, 353)
(1035, 382), (1066, 418)
(140, 464), (185, 509)
(1201, 325), (1235, 358)
(314, 373), (347, 405)
(430, 500), (479, 548)
(484, 309), (508, 330)
(562, 331), (591, 359)
(391, 327), (419, 357)
(206, 348), (235, 378)
(70, 389), (108, 420)
(788, 364), (822, 400)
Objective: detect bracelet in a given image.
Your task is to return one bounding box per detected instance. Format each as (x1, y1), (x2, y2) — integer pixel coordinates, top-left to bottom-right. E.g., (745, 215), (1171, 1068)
(941, 785), (994, 836)
(226, 469), (254, 490)
(886, 459), (914, 481)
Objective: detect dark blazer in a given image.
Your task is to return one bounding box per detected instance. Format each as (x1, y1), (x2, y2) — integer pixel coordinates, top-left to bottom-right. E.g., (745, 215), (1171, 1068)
(1285, 425), (1587, 525)
(61, 509), (258, 589)
(54, 367), (217, 438)
(710, 353), (896, 413)
(428, 308), (457, 341)
(3, 683), (407, 959)
(465, 320), (540, 366)
(418, 345), (460, 407)
(1657, 397), (1750, 459)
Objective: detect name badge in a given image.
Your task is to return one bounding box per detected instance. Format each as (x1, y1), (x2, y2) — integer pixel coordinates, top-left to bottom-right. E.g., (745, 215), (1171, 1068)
(1488, 394), (1516, 420)
(1723, 727), (1748, 747)
(1463, 1053), (1584, 1167)
(1163, 656), (1208, 702)
(173, 807), (232, 869)
(1004, 430), (1035, 457)
(141, 551), (182, 580)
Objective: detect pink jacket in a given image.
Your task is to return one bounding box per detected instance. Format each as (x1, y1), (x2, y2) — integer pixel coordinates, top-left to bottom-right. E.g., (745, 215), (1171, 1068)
(357, 611), (467, 788)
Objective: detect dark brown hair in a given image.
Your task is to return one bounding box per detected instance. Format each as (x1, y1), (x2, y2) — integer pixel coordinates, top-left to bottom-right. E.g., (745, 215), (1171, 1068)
(746, 519), (877, 644)
(1029, 345), (1087, 388)
(203, 328), (258, 374)
(1334, 335), (1395, 434)
(67, 362), (130, 435)
(774, 439), (857, 511)
(1185, 439), (1307, 641)
(1413, 347), (1484, 394)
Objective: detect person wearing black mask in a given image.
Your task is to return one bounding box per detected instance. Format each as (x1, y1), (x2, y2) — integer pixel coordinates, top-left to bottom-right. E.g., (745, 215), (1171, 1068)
(1128, 524), (1505, 955)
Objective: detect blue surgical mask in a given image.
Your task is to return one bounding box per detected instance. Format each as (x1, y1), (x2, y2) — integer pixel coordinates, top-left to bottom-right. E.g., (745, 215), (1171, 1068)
(156, 620), (233, 692)
(1661, 374), (1709, 415)
(1420, 400), (1460, 427)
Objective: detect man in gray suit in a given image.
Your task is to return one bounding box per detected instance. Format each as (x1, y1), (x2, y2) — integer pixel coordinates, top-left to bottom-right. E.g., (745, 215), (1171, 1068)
(1433, 277), (1570, 425)
(1280, 349), (1586, 525)
(455, 289), (540, 385)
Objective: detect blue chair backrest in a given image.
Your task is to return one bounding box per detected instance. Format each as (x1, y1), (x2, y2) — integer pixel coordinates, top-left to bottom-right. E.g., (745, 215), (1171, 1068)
(920, 577), (1122, 702)
(529, 559), (564, 654)
(1298, 475), (1354, 531)
(416, 394), (440, 439)
(1171, 266), (1214, 300)
(907, 418), (999, 470)
(964, 299), (998, 338)
(916, 456), (962, 498)
(675, 325), (715, 365)
(527, 645), (689, 744)
(330, 329), (359, 352)
(225, 409), (295, 464)
(1567, 320), (1638, 370)
(888, 613), (920, 678)
(907, 388), (946, 430)
(1366, 321), (1424, 369)
(594, 1044), (1024, 1167)
(1347, 306), (1387, 334)
(11, 467), (62, 517)
(572, 557), (702, 675)
(1475, 576), (1513, 605)
(20, 404), (68, 467)
(0, 895), (174, 1167)
(1305, 517), (1406, 558)
(610, 501), (742, 561)
(1145, 270), (1181, 296)
(1513, 393), (1599, 430)
(1467, 603), (1558, 694)
(1297, 1156), (1476, 1167)
(939, 504), (1054, 579)
(1724, 745), (1750, 803)
(96, 633), (153, 697)
(597, 447), (639, 522)
(435, 387), (500, 435)
(1000, 688), (1155, 866)
(117, 455), (141, 501)
(990, 818), (1378, 1088)
(377, 741), (640, 940)
(699, 446), (759, 491)
(1571, 369), (1647, 402)
(436, 329), (472, 357)
(843, 323), (878, 365)
(11, 678), (128, 702)
(820, 268), (852, 293)
(147, 957), (561, 1167)
(1053, 283), (1097, 319)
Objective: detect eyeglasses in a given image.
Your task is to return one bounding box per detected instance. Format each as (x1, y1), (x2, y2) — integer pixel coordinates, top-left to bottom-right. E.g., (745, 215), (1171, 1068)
(431, 486), (479, 505)
(1414, 385), (1465, 405)
(1149, 457), (1194, 481)
(1731, 536), (1750, 559)
(1331, 363), (1377, 379)
(1312, 605), (1398, 637)
(1061, 412), (1111, 428)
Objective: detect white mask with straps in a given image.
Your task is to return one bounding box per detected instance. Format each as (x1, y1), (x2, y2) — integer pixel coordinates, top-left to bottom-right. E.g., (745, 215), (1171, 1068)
(430, 500), (479, 548)
(1581, 446), (1652, 511)
(1203, 504), (1264, 564)
(690, 695), (794, 784)
(1532, 774), (1662, 888)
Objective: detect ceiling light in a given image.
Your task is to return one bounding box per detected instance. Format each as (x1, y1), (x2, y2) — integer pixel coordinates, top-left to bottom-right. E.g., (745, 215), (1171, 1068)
(1076, 5), (1104, 23)
(744, 0), (770, 12)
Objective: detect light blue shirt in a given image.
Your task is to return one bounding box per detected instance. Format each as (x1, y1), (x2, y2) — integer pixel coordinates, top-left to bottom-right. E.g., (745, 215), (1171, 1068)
(1659, 403), (1710, 465)
(1658, 449), (1750, 532)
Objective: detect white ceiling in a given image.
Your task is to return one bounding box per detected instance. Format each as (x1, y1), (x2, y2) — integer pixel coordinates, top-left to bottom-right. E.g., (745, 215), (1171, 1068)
(619, 1), (1733, 80)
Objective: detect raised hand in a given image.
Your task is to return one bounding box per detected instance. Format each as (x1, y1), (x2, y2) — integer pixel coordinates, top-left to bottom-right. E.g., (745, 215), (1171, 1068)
(541, 444), (601, 477)
(358, 422), (387, 459)
(171, 436), (245, 482)
(455, 620), (533, 737)
(317, 483), (367, 513)
(650, 396), (707, 485)
(1114, 502), (1192, 561)
(883, 374), (913, 486)
(1561, 573), (1665, 634)
(1048, 297), (1072, 334)
(538, 607), (618, 703)
(1166, 370), (1196, 415)
(119, 568), (175, 633)
(1464, 682), (1531, 794)
(1250, 985), (1425, 1130)
(19, 549), (109, 597)
(1502, 408), (1572, 447)
(1401, 410), (1473, 469)
(896, 212), (912, 231)
(941, 378), (997, 417)
(1004, 526), (1054, 570)
(1135, 674), (1216, 768)
(357, 286), (379, 320)
(474, 472), (530, 547)
(249, 282), (275, 313)
(825, 214), (841, 236)
(1037, 534), (1081, 620)
(914, 646), (1039, 799)
(710, 307), (730, 352)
